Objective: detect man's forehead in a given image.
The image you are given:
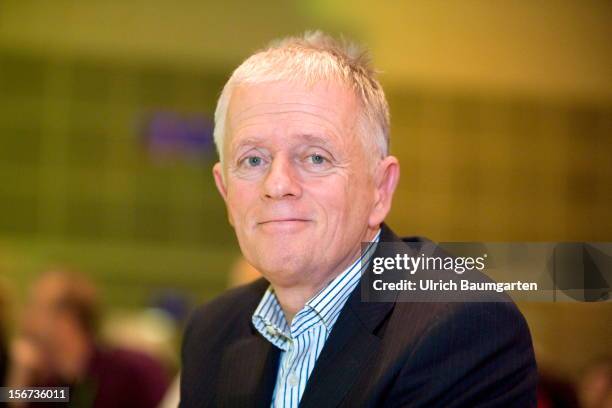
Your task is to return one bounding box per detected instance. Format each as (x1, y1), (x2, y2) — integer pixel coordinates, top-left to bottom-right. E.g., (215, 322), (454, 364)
(225, 81), (360, 150)
(227, 80), (358, 121)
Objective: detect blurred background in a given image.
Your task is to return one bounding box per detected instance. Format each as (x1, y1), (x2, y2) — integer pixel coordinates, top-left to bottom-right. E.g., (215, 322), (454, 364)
(0, 1), (610, 407)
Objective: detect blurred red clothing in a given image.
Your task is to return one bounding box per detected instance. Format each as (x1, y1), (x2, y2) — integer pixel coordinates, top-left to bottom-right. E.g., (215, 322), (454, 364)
(28, 345), (170, 408)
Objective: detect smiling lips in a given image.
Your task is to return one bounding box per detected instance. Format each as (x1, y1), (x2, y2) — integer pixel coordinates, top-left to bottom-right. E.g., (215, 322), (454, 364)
(259, 218), (309, 224)
(257, 218), (311, 231)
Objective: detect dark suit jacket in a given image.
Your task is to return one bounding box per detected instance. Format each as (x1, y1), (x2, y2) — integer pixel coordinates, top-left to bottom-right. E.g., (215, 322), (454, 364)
(180, 225), (537, 407)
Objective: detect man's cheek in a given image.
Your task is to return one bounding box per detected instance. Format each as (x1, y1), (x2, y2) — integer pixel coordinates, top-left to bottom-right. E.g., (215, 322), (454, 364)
(225, 206), (235, 227)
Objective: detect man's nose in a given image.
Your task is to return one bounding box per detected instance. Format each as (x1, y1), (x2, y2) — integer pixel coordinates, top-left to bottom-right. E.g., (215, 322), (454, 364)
(262, 155), (302, 200)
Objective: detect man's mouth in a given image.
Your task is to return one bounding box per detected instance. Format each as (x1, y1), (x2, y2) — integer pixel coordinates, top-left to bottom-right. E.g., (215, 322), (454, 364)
(257, 219), (312, 231)
(258, 218), (310, 225)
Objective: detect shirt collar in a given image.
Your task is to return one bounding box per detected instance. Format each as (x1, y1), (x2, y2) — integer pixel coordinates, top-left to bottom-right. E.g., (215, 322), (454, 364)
(252, 229), (380, 345)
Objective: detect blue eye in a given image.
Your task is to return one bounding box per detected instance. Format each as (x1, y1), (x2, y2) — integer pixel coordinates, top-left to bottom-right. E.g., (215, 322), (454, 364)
(247, 156), (262, 166)
(309, 154), (325, 164)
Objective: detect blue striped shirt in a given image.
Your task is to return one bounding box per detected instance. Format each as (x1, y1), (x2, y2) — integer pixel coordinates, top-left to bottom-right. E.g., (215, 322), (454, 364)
(251, 230), (381, 408)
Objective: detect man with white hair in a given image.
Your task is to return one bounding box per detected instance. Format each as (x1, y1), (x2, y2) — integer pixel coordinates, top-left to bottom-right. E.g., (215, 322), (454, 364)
(180, 32), (537, 407)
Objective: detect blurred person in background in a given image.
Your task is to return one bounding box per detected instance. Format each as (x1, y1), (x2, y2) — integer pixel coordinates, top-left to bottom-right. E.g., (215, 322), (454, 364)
(7, 268), (170, 408)
(578, 358), (612, 408)
(101, 290), (191, 373)
(228, 257), (261, 288)
(0, 278), (9, 408)
(536, 370), (578, 408)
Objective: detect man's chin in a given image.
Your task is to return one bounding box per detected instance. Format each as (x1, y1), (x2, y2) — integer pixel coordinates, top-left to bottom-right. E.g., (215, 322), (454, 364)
(240, 230), (318, 278)
(252, 252), (312, 284)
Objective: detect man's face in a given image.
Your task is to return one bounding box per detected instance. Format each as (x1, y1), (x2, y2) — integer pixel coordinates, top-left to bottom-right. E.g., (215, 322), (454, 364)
(213, 80), (390, 288)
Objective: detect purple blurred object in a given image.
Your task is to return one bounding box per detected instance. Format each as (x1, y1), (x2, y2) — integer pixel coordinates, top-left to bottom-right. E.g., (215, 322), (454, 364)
(150, 289), (192, 325)
(143, 111), (215, 161)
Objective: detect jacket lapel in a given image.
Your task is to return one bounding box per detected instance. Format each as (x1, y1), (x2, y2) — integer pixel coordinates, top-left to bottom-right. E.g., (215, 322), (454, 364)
(217, 333), (280, 408)
(215, 278), (280, 408)
(298, 303), (388, 408)
(299, 224), (401, 408)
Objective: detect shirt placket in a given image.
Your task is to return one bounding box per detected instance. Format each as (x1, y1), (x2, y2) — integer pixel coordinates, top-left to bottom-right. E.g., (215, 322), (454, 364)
(285, 339), (300, 388)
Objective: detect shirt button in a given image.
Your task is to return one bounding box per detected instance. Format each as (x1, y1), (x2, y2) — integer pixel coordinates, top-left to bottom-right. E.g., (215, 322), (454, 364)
(288, 372), (299, 387)
(266, 326), (277, 336)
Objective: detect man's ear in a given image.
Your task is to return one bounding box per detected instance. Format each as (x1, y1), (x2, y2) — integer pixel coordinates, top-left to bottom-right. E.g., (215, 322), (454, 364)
(213, 162), (228, 201)
(368, 155), (400, 229)
(213, 162), (234, 226)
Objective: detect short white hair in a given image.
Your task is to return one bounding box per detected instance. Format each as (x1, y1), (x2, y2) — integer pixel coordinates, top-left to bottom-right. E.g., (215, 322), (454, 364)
(213, 31), (390, 166)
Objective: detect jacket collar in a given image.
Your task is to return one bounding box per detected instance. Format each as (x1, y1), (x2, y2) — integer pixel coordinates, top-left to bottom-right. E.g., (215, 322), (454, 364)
(300, 223), (419, 407)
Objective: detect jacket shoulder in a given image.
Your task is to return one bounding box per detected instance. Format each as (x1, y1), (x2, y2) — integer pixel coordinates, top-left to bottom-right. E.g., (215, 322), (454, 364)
(179, 278), (270, 406)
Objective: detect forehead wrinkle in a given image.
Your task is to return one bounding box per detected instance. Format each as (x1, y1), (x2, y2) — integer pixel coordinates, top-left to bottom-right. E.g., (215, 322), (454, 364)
(235, 110), (346, 138)
(231, 103), (347, 129)
(232, 101), (341, 118)
(229, 109), (354, 151)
